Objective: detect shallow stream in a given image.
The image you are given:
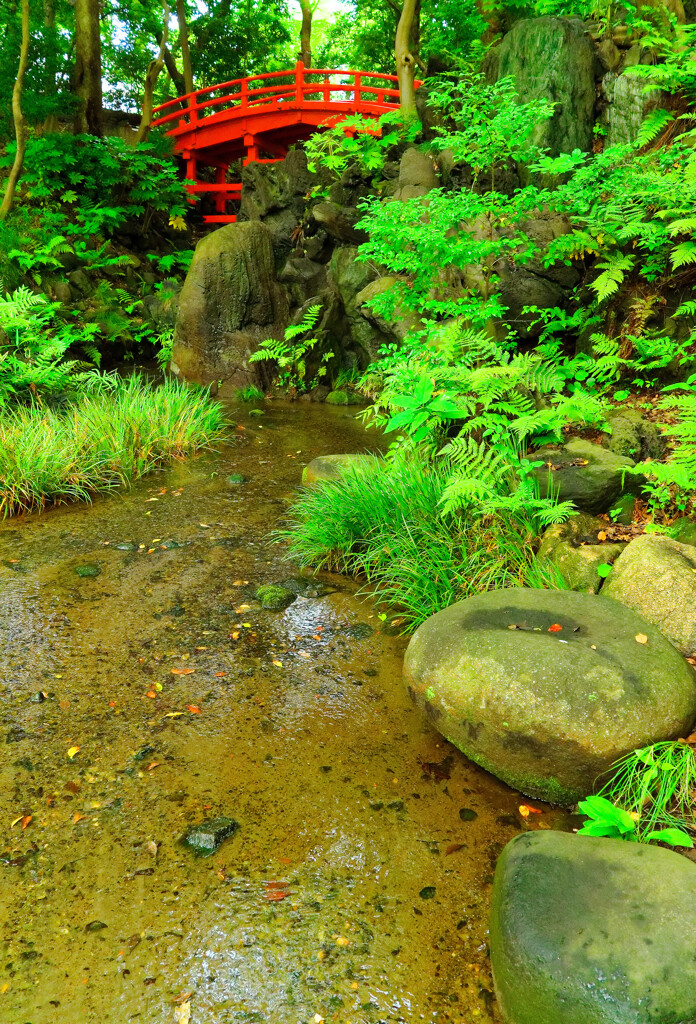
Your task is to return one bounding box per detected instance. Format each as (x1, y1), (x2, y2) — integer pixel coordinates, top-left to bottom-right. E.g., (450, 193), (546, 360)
(0, 401), (539, 1024)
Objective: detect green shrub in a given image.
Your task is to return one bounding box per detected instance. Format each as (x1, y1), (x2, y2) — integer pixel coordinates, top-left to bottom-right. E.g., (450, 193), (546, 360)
(0, 374), (227, 517)
(278, 451), (566, 630)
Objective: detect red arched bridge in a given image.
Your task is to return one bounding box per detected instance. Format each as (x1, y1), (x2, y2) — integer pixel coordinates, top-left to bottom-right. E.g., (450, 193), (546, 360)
(152, 61), (421, 224)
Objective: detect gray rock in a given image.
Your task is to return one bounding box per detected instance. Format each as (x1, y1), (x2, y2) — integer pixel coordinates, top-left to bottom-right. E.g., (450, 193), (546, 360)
(311, 202), (367, 245)
(601, 70), (666, 148)
(302, 453), (377, 485)
(536, 514), (625, 593)
(142, 283), (180, 330)
(171, 221), (288, 389)
(602, 534), (696, 655)
(603, 407), (665, 461)
(486, 17), (596, 155)
(403, 589), (696, 804)
(530, 439), (639, 515)
(393, 148), (439, 200)
(183, 816), (238, 856)
(490, 830), (696, 1024)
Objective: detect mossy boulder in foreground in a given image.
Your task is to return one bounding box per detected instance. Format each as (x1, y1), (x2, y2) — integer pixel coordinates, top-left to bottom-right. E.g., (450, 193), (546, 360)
(403, 590), (696, 804)
(490, 830), (696, 1024)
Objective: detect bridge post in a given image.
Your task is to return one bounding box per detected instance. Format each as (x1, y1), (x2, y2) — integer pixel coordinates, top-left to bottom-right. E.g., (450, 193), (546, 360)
(352, 73), (362, 112)
(295, 60), (305, 105)
(323, 75), (330, 103)
(243, 133), (260, 165)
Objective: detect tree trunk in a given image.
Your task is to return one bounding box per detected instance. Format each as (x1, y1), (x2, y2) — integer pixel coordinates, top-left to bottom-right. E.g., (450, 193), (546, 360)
(136, 0), (171, 144)
(176, 0), (194, 94)
(73, 0), (103, 135)
(298, 0), (312, 66)
(161, 41), (186, 94)
(43, 0), (58, 130)
(0, 0), (30, 221)
(395, 0), (418, 116)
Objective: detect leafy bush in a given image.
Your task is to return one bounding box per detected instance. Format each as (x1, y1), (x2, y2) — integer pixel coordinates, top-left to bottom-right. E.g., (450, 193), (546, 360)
(577, 794), (692, 848)
(0, 374), (227, 517)
(250, 304), (329, 390)
(278, 451), (566, 630)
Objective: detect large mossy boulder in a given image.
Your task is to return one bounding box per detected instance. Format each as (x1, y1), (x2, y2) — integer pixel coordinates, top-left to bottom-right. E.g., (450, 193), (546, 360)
(603, 406), (665, 461)
(403, 589), (696, 804)
(530, 439), (639, 515)
(486, 17), (596, 155)
(171, 221), (288, 390)
(490, 830), (696, 1024)
(536, 514), (626, 593)
(602, 534), (696, 656)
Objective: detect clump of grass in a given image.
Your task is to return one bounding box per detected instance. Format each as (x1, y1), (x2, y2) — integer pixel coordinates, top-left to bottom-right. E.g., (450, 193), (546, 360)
(0, 374), (227, 517)
(277, 451), (563, 629)
(598, 740), (696, 840)
(235, 384), (265, 402)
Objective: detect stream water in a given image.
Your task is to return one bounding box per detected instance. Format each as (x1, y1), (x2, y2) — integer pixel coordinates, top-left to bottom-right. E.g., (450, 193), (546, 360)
(0, 401), (535, 1024)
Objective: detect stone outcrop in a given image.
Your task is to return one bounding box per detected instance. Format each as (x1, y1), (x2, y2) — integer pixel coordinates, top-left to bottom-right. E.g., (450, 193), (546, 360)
(170, 221), (288, 391)
(486, 17), (596, 155)
(490, 831), (696, 1024)
(404, 589), (696, 804)
(529, 439), (640, 515)
(535, 513), (625, 593)
(602, 534), (696, 655)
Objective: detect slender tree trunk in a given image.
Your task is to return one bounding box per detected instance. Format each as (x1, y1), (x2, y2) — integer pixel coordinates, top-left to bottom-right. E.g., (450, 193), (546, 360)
(176, 0), (194, 94)
(298, 0), (312, 66)
(43, 0), (59, 130)
(73, 0), (103, 135)
(136, 0), (171, 144)
(160, 41), (186, 94)
(395, 0), (418, 116)
(0, 0), (30, 221)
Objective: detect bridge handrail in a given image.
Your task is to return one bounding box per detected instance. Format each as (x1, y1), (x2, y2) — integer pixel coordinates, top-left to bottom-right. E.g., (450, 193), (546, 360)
(152, 62), (420, 130)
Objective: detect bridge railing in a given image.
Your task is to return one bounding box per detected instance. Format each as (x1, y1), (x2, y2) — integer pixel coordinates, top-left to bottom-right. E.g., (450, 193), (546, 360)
(152, 62), (417, 132)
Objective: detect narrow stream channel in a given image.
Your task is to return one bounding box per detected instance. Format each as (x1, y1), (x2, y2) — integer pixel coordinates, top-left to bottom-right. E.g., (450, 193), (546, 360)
(0, 401), (536, 1024)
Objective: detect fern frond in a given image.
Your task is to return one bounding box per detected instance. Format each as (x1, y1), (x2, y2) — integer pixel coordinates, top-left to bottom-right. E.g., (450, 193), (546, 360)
(671, 242), (696, 270)
(636, 109), (674, 147)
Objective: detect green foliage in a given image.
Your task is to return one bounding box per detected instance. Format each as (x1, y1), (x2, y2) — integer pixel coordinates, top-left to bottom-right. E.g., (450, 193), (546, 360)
(235, 384), (265, 403)
(589, 740), (696, 847)
(0, 374), (227, 517)
(278, 451), (561, 630)
(0, 286), (94, 406)
(578, 794), (693, 848)
(305, 111), (420, 182)
(631, 380), (696, 515)
(250, 304), (329, 390)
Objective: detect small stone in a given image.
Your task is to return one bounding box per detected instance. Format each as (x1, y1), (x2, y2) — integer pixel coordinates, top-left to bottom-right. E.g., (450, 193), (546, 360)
(459, 807), (478, 821)
(75, 563), (101, 578)
(255, 585), (297, 611)
(419, 886), (436, 900)
(183, 816), (238, 856)
(115, 542), (137, 551)
(84, 920), (108, 933)
(227, 473), (246, 485)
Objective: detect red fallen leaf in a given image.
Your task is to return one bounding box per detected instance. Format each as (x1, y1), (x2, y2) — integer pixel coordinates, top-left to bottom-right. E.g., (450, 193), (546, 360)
(264, 891), (287, 901)
(277, 856), (291, 865)
(21, 815), (33, 830)
(214, 672), (227, 677)
(65, 781), (81, 794)
(445, 843), (465, 856)
(187, 705), (201, 714)
(171, 668), (195, 676)
(519, 803), (543, 817)
(548, 623), (563, 632)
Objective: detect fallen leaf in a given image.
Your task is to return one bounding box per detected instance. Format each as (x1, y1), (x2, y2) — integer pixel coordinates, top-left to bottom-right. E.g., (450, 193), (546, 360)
(163, 711), (184, 718)
(172, 991), (192, 1004)
(199, 522), (211, 528)
(334, 936), (350, 947)
(67, 746), (81, 759)
(635, 633), (648, 645)
(72, 812), (88, 824)
(146, 761), (162, 771)
(519, 804), (542, 816)
(171, 668), (195, 675)
(548, 623), (563, 633)
(597, 530), (607, 541)
(235, 604), (251, 612)
(214, 672), (227, 677)
(232, 580), (249, 586)
(187, 705), (201, 714)
(272, 660), (283, 667)
(1, 982), (9, 993)
(59, 700), (70, 710)
(174, 1000), (191, 1024)
(65, 781), (81, 794)
(445, 843), (465, 856)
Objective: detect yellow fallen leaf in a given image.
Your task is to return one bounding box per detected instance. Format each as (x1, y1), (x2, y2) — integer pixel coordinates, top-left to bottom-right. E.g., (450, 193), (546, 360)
(272, 660), (283, 667)
(232, 580), (249, 586)
(174, 1000), (191, 1024)
(334, 936), (350, 947)
(1, 982), (9, 993)
(67, 746), (81, 759)
(242, 622), (252, 628)
(10, 816), (23, 827)
(163, 712), (184, 718)
(635, 633), (648, 645)
(235, 604), (251, 612)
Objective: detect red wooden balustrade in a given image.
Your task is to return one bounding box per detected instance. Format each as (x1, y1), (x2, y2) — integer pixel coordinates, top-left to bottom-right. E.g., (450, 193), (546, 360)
(152, 61), (421, 224)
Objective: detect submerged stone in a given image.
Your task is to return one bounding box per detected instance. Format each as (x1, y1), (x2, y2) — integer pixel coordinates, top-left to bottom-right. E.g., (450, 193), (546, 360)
(256, 584), (297, 611)
(228, 473), (246, 485)
(75, 563), (101, 578)
(183, 816), (238, 856)
(403, 589), (696, 805)
(490, 830), (696, 1024)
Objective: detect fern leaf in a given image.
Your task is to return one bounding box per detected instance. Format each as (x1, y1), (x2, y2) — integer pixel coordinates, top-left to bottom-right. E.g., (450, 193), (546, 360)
(671, 242), (696, 270)
(636, 109), (674, 147)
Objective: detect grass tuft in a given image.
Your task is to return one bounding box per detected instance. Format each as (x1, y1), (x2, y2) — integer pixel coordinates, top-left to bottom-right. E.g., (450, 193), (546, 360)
(277, 451), (565, 630)
(0, 374), (228, 517)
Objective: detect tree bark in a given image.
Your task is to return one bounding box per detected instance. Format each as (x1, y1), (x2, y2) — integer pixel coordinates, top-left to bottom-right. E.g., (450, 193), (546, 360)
(136, 0), (171, 144)
(0, 0), (30, 221)
(298, 0), (312, 66)
(176, 0), (194, 94)
(395, 0), (418, 116)
(73, 0), (103, 135)
(161, 41), (186, 94)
